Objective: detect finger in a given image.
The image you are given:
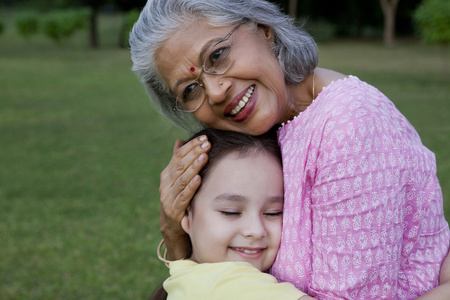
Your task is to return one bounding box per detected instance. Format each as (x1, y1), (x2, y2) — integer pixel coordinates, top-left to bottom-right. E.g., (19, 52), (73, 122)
(161, 174), (202, 237)
(172, 135), (209, 160)
(161, 150), (208, 211)
(173, 139), (184, 154)
(159, 135), (210, 229)
(164, 150), (209, 207)
(161, 136), (210, 188)
(173, 174), (202, 211)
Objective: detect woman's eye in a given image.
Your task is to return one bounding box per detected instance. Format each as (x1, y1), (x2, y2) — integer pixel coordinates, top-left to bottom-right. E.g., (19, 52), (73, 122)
(182, 83), (200, 102)
(209, 48), (225, 63)
(208, 46), (230, 67)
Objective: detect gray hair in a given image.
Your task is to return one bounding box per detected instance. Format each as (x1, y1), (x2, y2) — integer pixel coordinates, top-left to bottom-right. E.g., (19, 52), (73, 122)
(129, 0), (318, 132)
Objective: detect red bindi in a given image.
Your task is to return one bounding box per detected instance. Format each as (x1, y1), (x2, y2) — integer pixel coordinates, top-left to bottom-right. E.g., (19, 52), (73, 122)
(190, 67), (195, 72)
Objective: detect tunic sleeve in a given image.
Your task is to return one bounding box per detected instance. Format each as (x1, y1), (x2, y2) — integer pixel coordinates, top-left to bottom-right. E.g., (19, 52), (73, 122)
(273, 77), (450, 299)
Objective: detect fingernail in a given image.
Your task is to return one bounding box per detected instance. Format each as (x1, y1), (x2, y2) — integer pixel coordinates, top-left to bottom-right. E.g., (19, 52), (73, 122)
(198, 154), (205, 162)
(201, 142), (209, 149)
(193, 175), (200, 182)
(199, 135), (206, 142)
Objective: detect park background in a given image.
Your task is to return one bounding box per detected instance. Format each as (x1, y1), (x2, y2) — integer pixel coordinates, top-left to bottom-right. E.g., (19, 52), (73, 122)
(0, 0), (449, 298)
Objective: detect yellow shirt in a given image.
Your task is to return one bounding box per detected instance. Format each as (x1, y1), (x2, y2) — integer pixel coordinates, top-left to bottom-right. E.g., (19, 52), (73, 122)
(164, 260), (306, 300)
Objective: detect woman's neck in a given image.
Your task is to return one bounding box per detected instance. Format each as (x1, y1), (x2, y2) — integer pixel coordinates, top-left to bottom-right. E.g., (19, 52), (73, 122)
(281, 68), (347, 123)
(281, 70), (315, 123)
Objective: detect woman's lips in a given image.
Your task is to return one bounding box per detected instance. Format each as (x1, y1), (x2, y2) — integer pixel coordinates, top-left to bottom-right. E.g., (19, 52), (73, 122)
(229, 85), (255, 116)
(224, 85), (257, 122)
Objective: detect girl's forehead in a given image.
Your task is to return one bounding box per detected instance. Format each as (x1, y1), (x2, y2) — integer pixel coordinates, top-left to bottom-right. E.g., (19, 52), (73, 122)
(193, 152), (283, 207)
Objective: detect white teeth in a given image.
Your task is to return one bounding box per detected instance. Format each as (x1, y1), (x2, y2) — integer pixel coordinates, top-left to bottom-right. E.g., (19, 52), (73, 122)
(234, 247), (260, 254)
(229, 85), (255, 117)
(243, 249), (258, 254)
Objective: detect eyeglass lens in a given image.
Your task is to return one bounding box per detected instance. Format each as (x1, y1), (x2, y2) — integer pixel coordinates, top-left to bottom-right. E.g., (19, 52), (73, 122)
(176, 39), (233, 112)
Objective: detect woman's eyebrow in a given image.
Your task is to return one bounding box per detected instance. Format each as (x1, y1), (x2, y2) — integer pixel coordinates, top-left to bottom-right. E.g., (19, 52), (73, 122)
(197, 40), (213, 66)
(197, 38), (222, 66)
(173, 76), (191, 94)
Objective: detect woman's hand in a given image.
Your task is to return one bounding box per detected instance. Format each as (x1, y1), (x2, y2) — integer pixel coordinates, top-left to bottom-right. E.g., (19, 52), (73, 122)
(159, 135), (210, 260)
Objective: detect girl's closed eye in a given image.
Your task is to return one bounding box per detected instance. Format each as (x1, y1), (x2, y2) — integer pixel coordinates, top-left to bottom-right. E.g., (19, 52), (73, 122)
(220, 210), (241, 216)
(264, 210), (283, 217)
(266, 211), (283, 216)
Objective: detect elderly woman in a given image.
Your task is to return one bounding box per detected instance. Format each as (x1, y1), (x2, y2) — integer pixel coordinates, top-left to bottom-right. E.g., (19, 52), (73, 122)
(129, 0), (450, 299)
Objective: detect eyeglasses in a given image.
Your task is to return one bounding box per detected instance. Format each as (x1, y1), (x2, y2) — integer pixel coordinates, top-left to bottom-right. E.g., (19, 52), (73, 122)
(173, 23), (242, 113)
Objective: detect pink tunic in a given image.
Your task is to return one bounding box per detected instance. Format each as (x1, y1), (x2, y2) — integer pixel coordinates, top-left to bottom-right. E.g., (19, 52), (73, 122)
(271, 76), (449, 299)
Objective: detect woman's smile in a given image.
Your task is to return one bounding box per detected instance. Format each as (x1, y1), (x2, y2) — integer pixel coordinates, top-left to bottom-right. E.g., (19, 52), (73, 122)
(156, 22), (288, 135)
(226, 85), (255, 117)
(225, 85), (257, 122)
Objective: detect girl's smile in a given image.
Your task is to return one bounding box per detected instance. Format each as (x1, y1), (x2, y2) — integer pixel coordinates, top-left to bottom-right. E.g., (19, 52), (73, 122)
(181, 151), (283, 272)
(230, 247), (266, 259)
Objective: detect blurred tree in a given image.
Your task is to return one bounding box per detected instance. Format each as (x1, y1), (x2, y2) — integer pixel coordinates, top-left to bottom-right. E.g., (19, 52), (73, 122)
(41, 9), (90, 44)
(289, 0), (298, 19)
(413, 0), (450, 72)
(274, 0), (421, 41)
(79, 0), (104, 48)
(413, 0), (450, 45)
(114, 0), (145, 12)
(380, 0), (400, 46)
(121, 9), (140, 48)
(115, 0), (145, 48)
(15, 11), (40, 40)
(29, 0), (103, 47)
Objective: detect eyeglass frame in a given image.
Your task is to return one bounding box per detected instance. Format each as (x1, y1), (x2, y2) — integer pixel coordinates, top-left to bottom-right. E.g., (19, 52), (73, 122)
(173, 22), (243, 113)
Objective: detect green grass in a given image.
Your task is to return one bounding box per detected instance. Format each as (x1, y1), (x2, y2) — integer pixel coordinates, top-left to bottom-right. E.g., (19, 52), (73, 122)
(0, 11), (449, 299)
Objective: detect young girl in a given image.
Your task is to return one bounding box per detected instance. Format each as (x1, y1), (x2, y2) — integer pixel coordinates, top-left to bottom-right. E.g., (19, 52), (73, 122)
(152, 128), (450, 300)
(153, 128), (311, 300)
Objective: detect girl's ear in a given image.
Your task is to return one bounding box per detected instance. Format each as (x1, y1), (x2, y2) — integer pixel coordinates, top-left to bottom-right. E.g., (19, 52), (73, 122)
(181, 209), (191, 235)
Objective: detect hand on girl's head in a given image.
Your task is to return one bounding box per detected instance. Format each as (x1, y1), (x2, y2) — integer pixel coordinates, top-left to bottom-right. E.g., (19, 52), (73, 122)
(158, 135), (211, 260)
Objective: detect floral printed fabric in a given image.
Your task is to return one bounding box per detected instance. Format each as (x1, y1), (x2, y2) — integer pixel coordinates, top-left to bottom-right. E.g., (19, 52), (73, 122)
(272, 76), (450, 299)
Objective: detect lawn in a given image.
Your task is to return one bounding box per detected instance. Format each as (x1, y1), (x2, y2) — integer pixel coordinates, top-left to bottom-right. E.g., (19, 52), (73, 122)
(0, 11), (449, 299)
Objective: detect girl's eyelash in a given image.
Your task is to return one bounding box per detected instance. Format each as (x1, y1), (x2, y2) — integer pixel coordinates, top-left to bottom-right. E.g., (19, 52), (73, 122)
(220, 211), (241, 216)
(265, 211), (283, 216)
(220, 211), (283, 216)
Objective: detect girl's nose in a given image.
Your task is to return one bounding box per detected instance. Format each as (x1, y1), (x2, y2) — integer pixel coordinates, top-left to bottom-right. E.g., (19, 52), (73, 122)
(242, 216), (267, 239)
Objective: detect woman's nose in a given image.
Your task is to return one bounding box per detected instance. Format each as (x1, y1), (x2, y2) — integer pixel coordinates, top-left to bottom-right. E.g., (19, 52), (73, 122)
(203, 75), (230, 105)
